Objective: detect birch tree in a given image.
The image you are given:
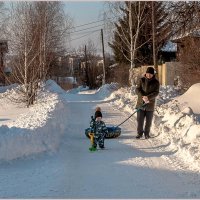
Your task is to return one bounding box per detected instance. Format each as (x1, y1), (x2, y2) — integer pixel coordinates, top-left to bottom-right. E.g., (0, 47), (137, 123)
(108, 1), (172, 85)
(108, 2), (149, 85)
(7, 2), (38, 105)
(6, 2), (72, 106)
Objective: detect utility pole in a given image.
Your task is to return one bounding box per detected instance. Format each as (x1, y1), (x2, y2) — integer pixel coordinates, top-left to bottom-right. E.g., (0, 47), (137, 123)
(101, 29), (106, 85)
(129, 1), (133, 69)
(152, 1), (157, 73)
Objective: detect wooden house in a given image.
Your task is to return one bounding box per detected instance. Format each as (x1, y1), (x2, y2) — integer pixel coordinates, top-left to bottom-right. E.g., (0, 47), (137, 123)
(171, 32), (200, 62)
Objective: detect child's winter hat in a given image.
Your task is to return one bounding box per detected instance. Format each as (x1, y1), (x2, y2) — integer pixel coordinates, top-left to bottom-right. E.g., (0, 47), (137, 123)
(95, 111), (102, 118)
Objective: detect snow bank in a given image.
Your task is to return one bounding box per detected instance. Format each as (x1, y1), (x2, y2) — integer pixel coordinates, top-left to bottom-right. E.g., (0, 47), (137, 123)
(109, 86), (138, 113)
(0, 80), (67, 162)
(157, 85), (181, 105)
(66, 83), (119, 99)
(176, 83), (200, 114)
(109, 83), (200, 170)
(45, 79), (67, 94)
(153, 83), (200, 170)
(96, 83), (119, 99)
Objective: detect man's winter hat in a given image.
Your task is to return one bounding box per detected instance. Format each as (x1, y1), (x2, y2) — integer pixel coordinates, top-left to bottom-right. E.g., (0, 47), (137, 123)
(146, 67), (155, 75)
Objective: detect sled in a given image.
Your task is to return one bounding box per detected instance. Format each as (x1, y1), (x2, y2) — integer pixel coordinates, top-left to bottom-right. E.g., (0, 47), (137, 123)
(85, 103), (147, 140)
(85, 126), (121, 139)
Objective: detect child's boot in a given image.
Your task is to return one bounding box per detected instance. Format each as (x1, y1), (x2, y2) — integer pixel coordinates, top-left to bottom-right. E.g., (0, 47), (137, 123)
(89, 146), (97, 152)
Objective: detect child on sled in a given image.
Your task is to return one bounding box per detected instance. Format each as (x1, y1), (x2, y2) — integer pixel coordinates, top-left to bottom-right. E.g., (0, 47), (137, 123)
(89, 107), (108, 151)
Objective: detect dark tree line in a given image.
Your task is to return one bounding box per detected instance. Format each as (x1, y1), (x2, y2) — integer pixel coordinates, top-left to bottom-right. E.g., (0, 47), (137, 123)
(107, 1), (200, 65)
(108, 1), (172, 67)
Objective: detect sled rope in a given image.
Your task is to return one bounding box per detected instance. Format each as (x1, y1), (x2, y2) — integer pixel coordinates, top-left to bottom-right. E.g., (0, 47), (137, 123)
(115, 103), (148, 128)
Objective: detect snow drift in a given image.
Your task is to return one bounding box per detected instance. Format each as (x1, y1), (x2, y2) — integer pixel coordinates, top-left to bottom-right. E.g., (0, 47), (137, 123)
(110, 83), (200, 171)
(154, 83), (200, 170)
(176, 83), (200, 114)
(0, 80), (67, 162)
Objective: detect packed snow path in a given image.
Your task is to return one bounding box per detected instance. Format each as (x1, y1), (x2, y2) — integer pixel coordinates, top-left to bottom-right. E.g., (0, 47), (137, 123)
(0, 90), (200, 198)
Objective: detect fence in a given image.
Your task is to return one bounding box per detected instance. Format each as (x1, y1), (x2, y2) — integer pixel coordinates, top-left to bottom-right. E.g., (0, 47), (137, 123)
(158, 62), (183, 86)
(130, 62), (185, 86)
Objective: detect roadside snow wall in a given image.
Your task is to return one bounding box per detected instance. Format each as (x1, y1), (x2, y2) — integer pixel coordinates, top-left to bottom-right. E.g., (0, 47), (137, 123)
(0, 80), (67, 162)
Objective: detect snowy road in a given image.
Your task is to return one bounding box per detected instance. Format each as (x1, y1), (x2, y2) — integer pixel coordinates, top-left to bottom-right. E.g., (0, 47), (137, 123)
(0, 91), (200, 198)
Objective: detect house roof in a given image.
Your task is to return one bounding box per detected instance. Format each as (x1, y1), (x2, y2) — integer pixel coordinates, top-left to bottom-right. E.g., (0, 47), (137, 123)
(109, 63), (118, 69)
(161, 41), (177, 52)
(4, 67), (12, 73)
(171, 30), (200, 42)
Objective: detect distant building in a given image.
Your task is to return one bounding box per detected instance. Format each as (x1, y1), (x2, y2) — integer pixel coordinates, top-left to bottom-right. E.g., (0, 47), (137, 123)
(97, 59), (103, 68)
(68, 56), (82, 77)
(52, 54), (85, 88)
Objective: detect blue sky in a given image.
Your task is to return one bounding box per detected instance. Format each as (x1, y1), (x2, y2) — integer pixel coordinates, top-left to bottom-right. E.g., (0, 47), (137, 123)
(64, 1), (106, 52)
(5, 1), (107, 53)
(64, 2), (104, 26)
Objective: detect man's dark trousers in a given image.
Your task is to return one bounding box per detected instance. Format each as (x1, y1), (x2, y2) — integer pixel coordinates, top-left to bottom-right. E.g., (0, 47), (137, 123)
(137, 109), (153, 137)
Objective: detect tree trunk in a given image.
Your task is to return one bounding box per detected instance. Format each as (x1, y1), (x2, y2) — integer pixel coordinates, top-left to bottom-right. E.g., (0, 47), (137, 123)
(152, 1), (158, 74)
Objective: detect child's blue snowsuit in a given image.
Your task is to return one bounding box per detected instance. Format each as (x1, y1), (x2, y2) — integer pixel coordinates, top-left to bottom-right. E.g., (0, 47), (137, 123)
(90, 117), (108, 149)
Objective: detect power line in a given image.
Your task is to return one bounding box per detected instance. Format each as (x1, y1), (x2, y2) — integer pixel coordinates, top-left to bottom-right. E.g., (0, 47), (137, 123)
(71, 29), (102, 36)
(66, 14), (123, 37)
(70, 15), (121, 30)
(70, 29), (100, 42)
(68, 15), (123, 46)
(69, 24), (104, 34)
(69, 28), (114, 43)
(69, 27), (115, 37)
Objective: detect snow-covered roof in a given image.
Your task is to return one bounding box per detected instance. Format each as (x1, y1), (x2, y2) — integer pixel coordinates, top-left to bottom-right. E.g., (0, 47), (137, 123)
(109, 63), (119, 69)
(4, 67), (12, 73)
(161, 41), (177, 52)
(171, 30), (200, 41)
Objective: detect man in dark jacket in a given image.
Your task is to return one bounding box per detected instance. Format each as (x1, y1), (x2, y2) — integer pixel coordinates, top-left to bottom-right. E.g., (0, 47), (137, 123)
(135, 67), (160, 139)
